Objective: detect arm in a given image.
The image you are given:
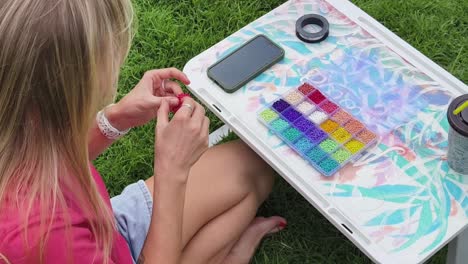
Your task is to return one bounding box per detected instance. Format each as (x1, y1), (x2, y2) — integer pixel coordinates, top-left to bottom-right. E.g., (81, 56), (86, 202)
(140, 169), (188, 263)
(139, 98), (209, 263)
(88, 68), (190, 160)
(88, 104), (122, 160)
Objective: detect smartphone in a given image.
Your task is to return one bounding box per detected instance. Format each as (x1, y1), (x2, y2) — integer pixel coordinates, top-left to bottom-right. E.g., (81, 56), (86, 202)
(207, 35), (285, 93)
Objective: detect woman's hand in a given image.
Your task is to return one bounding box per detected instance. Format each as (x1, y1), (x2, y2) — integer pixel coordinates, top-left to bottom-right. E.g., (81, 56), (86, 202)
(142, 98), (208, 264)
(106, 68), (190, 131)
(154, 97), (209, 183)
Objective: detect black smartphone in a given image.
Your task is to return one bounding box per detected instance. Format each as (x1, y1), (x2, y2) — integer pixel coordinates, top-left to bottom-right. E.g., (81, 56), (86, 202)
(207, 35), (285, 93)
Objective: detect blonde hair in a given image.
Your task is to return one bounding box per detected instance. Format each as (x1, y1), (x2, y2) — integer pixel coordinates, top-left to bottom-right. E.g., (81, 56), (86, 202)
(0, 0), (133, 262)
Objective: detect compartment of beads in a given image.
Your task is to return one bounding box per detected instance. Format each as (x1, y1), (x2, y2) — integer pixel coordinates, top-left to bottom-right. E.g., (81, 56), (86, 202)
(258, 83), (377, 176)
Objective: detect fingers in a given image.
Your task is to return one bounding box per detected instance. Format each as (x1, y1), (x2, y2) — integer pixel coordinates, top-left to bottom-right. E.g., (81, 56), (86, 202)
(198, 117), (210, 155)
(156, 100), (170, 129)
(173, 97), (197, 120)
(201, 116), (210, 138)
(144, 68), (191, 88)
(163, 80), (184, 95)
(191, 101), (206, 125)
(150, 97), (179, 109)
(158, 96), (179, 107)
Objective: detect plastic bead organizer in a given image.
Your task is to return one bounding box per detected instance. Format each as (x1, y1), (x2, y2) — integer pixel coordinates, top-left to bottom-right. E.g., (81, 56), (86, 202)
(258, 83), (377, 176)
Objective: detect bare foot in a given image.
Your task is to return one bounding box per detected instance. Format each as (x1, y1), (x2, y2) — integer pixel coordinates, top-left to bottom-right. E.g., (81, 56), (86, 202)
(223, 216), (286, 264)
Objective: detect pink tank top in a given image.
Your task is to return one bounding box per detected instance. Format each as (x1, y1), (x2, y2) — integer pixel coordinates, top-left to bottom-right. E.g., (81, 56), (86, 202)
(0, 165), (133, 263)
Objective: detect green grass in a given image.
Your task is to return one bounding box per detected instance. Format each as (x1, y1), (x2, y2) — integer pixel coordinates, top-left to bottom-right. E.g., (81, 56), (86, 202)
(95, 0), (467, 263)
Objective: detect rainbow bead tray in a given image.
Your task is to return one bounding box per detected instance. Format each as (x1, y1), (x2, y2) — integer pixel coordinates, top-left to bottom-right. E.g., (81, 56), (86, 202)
(258, 83), (377, 176)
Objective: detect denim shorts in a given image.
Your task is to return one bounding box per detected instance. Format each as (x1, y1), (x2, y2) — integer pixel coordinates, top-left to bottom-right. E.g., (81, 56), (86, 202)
(111, 180), (153, 263)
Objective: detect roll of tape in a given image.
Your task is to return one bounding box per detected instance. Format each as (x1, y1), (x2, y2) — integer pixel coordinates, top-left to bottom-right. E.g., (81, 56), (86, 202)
(295, 14), (329, 43)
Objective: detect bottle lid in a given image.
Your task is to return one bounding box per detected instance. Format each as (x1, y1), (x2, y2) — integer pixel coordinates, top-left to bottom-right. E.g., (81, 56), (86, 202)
(462, 108), (468, 125)
(448, 95), (468, 137)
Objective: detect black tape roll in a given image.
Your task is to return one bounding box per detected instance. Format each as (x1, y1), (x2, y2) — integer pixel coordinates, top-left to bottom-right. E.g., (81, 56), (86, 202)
(295, 14), (329, 43)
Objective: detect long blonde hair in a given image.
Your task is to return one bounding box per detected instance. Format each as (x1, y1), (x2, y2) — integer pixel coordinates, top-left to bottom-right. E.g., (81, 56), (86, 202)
(0, 0), (133, 262)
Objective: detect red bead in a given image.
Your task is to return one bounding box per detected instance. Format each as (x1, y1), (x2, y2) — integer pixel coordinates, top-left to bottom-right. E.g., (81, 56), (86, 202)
(171, 93), (191, 113)
(320, 100), (338, 114)
(298, 83), (315, 95)
(308, 90), (326, 104)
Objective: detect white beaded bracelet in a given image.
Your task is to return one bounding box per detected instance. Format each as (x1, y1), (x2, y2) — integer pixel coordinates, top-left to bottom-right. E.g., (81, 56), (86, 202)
(96, 104), (130, 140)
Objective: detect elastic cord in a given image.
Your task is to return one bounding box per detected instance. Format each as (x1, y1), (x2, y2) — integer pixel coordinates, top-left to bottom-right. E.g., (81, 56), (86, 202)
(170, 93), (191, 113)
(295, 14), (329, 43)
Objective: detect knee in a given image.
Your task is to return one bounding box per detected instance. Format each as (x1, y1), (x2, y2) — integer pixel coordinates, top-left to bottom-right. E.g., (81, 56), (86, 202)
(228, 140), (275, 204)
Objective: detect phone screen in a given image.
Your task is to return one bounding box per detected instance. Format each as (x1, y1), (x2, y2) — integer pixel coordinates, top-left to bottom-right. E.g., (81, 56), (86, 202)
(208, 35), (284, 92)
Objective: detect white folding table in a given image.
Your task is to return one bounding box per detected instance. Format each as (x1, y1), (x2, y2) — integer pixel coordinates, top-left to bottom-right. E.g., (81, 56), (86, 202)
(184, 1), (468, 263)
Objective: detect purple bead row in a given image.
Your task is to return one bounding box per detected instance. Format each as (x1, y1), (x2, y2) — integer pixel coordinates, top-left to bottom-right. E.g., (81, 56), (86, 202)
(271, 98), (330, 144)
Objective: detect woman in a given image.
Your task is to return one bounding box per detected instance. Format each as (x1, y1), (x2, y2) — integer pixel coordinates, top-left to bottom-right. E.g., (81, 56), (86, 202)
(0, 0), (285, 263)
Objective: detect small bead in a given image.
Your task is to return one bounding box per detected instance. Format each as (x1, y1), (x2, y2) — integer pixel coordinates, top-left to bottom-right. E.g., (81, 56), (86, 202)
(259, 109), (278, 123)
(270, 119), (290, 132)
(281, 127), (302, 142)
(308, 110), (328, 124)
(319, 100), (338, 114)
(331, 110), (352, 124)
(305, 127), (328, 143)
(272, 99), (290, 113)
(306, 146), (327, 163)
(331, 127), (352, 143)
(357, 129), (377, 144)
(319, 139), (339, 153)
(294, 137), (315, 153)
(293, 117), (314, 132)
(320, 120), (339, 133)
(284, 91), (304, 105)
(282, 108), (302, 122)
(332, 148), (352, 163)
(297, 101), (315, 114)
(298, 83), (315, 95)
(344, 139), (365, 154)
(308, 90), (326, 104)
(319, 158), (340, 174)
(344, 119), (365, 135)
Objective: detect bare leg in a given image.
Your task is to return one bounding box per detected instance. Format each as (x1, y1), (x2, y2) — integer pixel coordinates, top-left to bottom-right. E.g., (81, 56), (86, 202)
(145, 140), (284, 263)
(222, 216), (286, 264)
(180, 192), (285, 264)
